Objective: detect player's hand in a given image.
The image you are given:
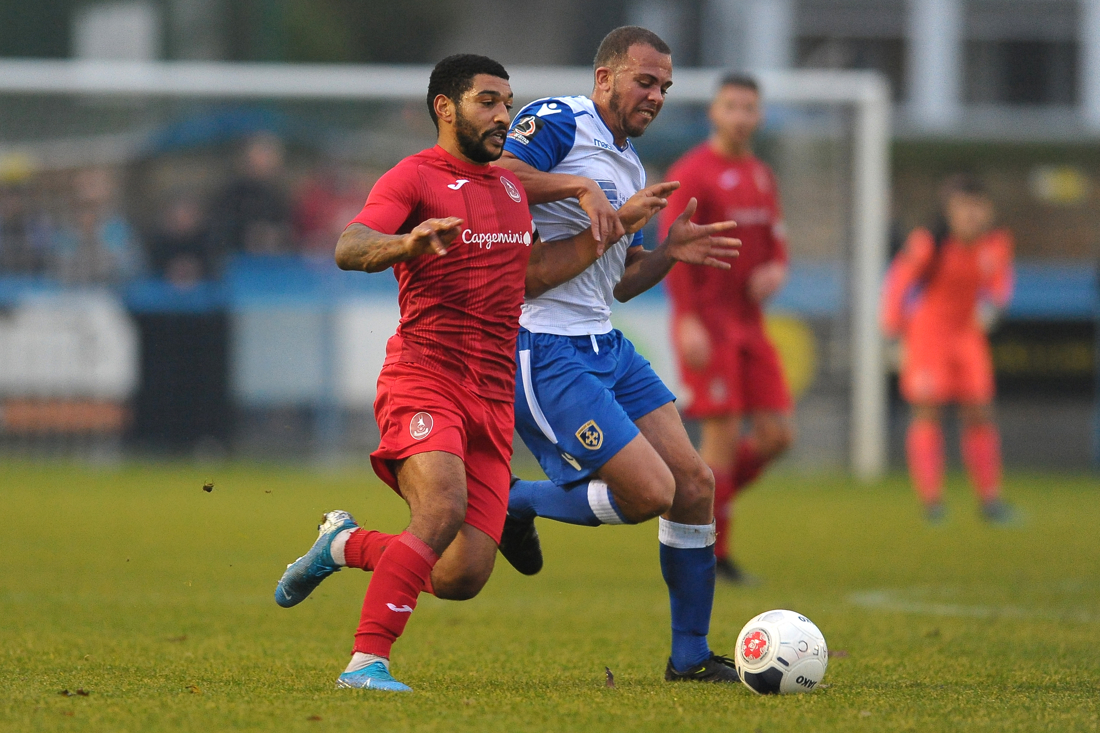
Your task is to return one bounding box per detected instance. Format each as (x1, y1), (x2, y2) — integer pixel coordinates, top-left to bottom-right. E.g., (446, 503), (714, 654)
(677, 314), (711, 370)
(404, 217), (463, 258)
(577, 180), (625, 249)
(748, 261), (788, 303)
(664, 198), (740, 269)
(618, 181), (680, 236)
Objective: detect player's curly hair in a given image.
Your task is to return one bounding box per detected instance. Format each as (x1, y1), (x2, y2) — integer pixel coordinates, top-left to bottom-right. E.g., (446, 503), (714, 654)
(426, 54), (509, 129)
(593, 26), (671, 70)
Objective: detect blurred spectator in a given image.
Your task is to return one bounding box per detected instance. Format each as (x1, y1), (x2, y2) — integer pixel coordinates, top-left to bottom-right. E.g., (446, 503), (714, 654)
(0, 182), (53, 276)
(50, 167), (144, 285)
(0, 158), (54, 276)
(293, 162), (369, 256)
(147, 195), (214, 288)
(209, 134), (293, 260)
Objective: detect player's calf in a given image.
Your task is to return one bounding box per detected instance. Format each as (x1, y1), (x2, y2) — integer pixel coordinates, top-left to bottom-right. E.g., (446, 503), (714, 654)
(427, 522), (499, 600)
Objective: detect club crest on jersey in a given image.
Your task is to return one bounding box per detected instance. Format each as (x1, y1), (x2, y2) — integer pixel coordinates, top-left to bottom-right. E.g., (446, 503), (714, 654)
(719, 169), (740, 190)
(507, 115), (543, 146)
(501, 176), (522, 202)
(575, 420), (603, 451)
(410, 412), (433, 440)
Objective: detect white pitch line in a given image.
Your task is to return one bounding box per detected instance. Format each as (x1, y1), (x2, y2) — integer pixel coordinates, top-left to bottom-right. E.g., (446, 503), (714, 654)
(848, 590), (1100, 624)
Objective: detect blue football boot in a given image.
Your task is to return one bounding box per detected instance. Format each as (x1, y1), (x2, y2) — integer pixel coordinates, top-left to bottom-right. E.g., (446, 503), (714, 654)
(335, 661), (412, 692)
(274, 510), (358, 608)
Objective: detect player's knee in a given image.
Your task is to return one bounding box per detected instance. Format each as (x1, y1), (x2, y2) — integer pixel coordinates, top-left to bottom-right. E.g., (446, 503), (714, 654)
(674, 461), (715, 516)
(411, 495), (467, 551)
(616, 468), (675, 522)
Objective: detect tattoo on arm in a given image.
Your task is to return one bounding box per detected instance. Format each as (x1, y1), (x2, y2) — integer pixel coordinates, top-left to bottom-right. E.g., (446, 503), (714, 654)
(335, 223), (409, 273)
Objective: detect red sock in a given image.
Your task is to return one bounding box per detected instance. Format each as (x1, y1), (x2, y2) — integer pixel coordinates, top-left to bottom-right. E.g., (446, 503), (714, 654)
(732, 438), (769, 495)
(343, 529), (435, 595)
(712, 470), (735, 561)
(343, 530), (394, 572)
(906, 419), (944, 506)
(353, 531), (438, 658)
(962, 423), (1002, 504)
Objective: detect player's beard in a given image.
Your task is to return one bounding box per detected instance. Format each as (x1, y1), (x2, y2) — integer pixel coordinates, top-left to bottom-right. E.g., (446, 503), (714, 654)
(609, 87), (657, 139)
(454, 109), (506, 164)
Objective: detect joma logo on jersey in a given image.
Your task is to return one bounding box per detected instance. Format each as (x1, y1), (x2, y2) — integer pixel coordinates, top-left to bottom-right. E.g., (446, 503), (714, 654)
(461, 229), (532, 249)
(575, 420), (603, 450)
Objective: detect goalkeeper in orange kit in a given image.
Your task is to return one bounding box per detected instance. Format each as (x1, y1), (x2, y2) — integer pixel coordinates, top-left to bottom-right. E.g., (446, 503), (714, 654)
(880, 174), (1016, 523)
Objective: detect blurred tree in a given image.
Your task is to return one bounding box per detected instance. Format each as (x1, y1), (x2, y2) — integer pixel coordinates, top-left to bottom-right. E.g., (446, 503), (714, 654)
(223, 0), (459, 63)
(0, 0), (76, 58)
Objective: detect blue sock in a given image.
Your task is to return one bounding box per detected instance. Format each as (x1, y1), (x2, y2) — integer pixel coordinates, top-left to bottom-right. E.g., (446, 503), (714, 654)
(658, 518), (717, 671)
(509, 478), (629, 526)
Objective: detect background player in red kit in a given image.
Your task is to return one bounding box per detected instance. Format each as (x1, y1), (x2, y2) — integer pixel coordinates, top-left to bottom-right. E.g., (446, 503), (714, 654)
(661, 75), (794, 584)
(881, 174), (1015, 524)
(272, 54), (670, 692)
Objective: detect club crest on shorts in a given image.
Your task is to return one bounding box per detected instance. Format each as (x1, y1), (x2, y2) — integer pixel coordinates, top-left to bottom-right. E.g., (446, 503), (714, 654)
(410, 412), (433, 440)
(575, 420), (603, 451)
(500, 176), (522, 202)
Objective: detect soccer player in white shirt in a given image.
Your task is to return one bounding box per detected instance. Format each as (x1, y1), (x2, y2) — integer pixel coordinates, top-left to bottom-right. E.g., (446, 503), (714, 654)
(495, 26), (743, 682)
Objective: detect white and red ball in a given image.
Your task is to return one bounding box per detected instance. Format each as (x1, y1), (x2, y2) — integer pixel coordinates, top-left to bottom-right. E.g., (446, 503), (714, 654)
(734, 609), (828, 694)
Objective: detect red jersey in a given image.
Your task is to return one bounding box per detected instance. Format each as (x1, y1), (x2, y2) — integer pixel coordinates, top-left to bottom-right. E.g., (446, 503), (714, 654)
(350, 145), (534, 401)
(660, 144), (788, 331)
(880, 227), (1014, 342)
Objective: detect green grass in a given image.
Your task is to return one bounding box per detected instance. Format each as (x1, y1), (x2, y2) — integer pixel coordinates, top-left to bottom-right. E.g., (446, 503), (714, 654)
(1, 460), (1098, 732)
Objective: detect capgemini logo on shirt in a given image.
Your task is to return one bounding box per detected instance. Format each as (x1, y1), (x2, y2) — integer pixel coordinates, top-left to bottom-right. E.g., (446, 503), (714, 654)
(461, 229), (533, 249)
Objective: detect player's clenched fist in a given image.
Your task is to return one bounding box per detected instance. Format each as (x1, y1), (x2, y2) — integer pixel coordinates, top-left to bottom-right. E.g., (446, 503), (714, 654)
(618, 181), (680, 235)
(666, 197), (740, 269)
(405, 217), (464, 257)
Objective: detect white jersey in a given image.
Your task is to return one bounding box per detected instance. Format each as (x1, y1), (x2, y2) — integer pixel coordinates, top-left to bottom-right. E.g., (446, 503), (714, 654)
(503, 95), (646, 336)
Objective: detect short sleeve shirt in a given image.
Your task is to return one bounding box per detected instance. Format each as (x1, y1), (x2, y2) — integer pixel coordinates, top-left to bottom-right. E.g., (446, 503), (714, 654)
(503, 96), (645, 336)
(350, 145), (535, 401)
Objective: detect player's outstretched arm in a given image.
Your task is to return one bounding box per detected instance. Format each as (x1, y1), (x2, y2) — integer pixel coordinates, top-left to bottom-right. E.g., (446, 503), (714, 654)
(525, 229), (605, 298)
(495, 153), (625, 246)
(335, 218), (462, 273)
(612, 198), (740, 303)
(617, 181), (679, 234)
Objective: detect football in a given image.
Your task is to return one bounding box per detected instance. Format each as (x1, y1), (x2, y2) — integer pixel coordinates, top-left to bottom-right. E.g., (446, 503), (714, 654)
(734, 609), (829, 694)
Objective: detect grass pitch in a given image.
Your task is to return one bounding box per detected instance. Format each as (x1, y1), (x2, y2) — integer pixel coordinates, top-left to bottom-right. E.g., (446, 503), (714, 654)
(1, 460), (1098, 732)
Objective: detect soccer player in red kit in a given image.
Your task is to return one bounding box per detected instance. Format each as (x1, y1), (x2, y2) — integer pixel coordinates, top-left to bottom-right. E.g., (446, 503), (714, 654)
(272, 54), (670, 692)
(661, 75), (793, 583)
(881, 174), (1015, 524)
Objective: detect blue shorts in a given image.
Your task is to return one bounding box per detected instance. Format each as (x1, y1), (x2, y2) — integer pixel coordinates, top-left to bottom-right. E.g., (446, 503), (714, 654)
(514, 327), (676, 487)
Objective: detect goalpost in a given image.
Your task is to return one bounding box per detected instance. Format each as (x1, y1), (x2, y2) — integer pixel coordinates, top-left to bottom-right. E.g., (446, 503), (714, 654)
(0, 60), (889, 479)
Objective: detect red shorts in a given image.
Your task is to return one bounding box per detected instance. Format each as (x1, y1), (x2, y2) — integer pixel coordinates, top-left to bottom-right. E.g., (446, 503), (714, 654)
(371, 362), (514, 543)
(676, 323), (792, 419)
(900, 329), (994, 405)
